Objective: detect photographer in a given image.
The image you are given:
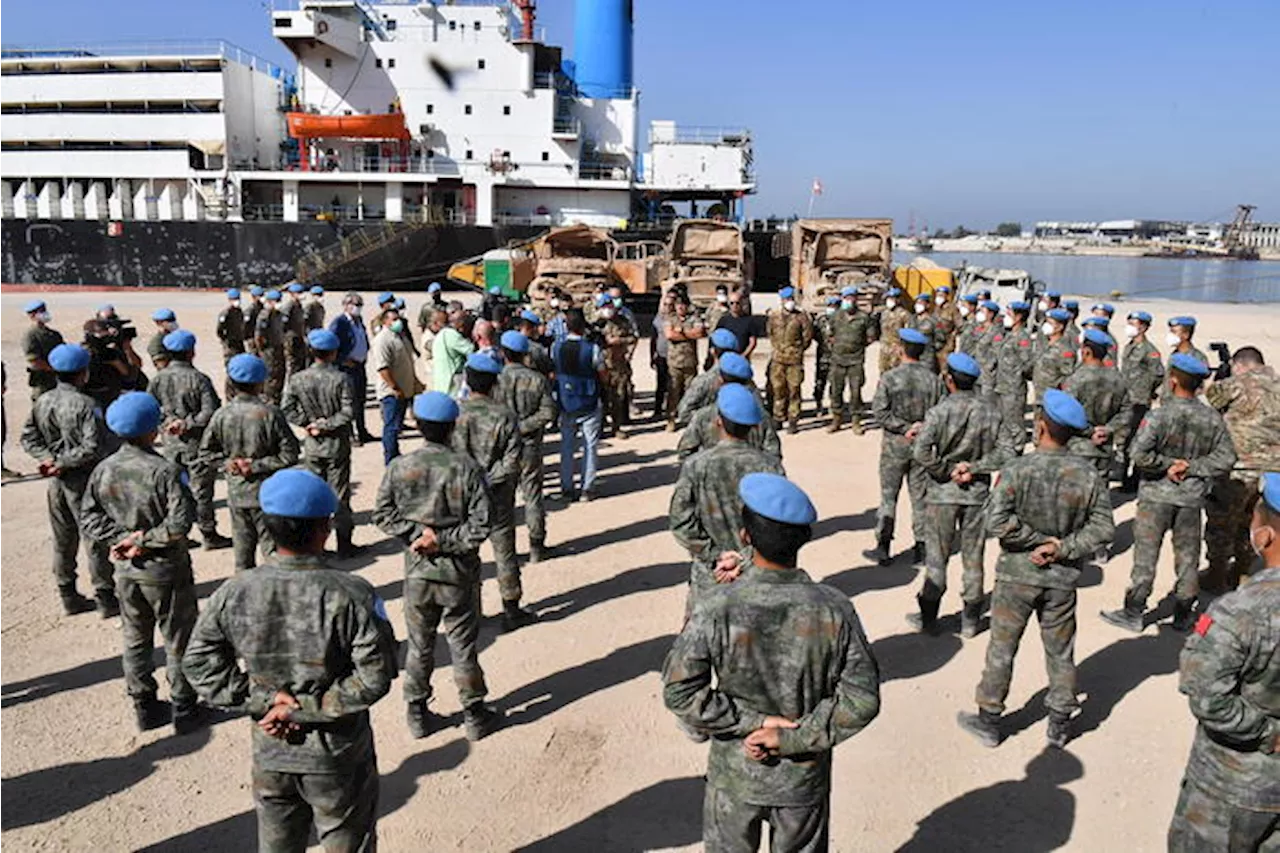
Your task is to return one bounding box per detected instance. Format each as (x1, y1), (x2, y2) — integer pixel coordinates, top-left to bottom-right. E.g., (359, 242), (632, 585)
(83, 319), (146, 409)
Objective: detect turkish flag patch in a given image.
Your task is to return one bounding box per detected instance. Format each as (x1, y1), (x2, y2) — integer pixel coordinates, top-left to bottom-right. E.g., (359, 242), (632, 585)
(1194, 614), (1213, 637)
(1149, 351), (1160, 358)
(1019, 339), (1030, 347)
(1063, 351), (1076, 359)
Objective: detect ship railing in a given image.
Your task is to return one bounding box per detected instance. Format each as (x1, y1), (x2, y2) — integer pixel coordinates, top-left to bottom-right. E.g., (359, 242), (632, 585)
(579, 162), (630, 181)
(552, 115), (581, 136)
(243, 203), (286, 221)
(494, 213), (555, 226)
(649, 126), (752, 146)
(0, 39), (286, 77)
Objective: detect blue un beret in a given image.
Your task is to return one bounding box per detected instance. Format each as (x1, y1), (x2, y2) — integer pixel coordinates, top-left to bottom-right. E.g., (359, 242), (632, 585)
(717, 383), (763, 426)
(1045, 290), (1062, 299)
(48, 343), (90, 373)
(981, 300), (1001, 314)
(899, 328), (928, 345)
(287, 283), (305, 294)
(739, 472), (817, 526)
(265, 290), (282, 301)
(1042, 389), (1089, 431)
(1080, 316), (1108, 329)
(1082, 329), (1113, 348)
(1128, 310), (1153, 324)
(260, 469), (338, 519)
(393, 297), (406, 311)
(1261, 472), (1280, 514)
(1047, 308), (1072, 323)
(710, 328), (740, 352)
(501, 330), (529, 354)
(226, 288), (241, 300)
(310, 286), (324, 295)
(886, 287), (903, 297)
(718, 352), (753, 381)
(825, 296), (841, 306)
(840, 286), (858, 298)
(1009, 301), (1031, 313)
(1093, 303), (1115, 315)
(520, 310), (542, 325)
(250, 286), (264, 297)
(106, 392), (163, 438)
(946, 352), (982, 378)
(377, 291), (395, 305)
(24, 299), (47, 314)
(466, 352), (503, 374)
(413, 391), (459, 423)
(960, 294), (979, 305)
(1169, 315), (1197, 328)
(778, 286), (796, 299)
(916, 291), (933, 302)
(490, 284), (503, 296)
(307, 329), (339, 351)
(1064, 300), (1079, 312)
(428, 282), (442, 294)
(151, 308), (176, 322)
(163, 329), (196, 352)
(596, 293), (611, 307)
(937, 285), (952, 294)
(1169, 353), (1210, 377)
(227, 353), (267, 384)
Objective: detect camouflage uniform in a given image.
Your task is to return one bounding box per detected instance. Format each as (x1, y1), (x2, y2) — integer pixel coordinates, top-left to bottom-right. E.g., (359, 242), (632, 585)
(1119, 336), (1164, 479)
(255, 307), (287, 404)
(599, 314), (638, 435)
(305, 298), (326, 331)
(870, 361), (945, 552)
(146, 330), (172, 371)
(182, 553), (398, 853)
(993, 325), (1035, 448)
(216, 303), (246, 359)
(1167, 567), (1280, 853)
(150, 361), (222, 539)
(281, 297), (308, 381)
(1031, 336), (1078, 403)
(1126, 398), (1237, 612)
(662, 567), (881, 852)
(667, 313), (705, 424)
(81, 443), (199, 710)
(878, 305), (912, 376)
(1159, 344), (1210, 402)
(977, 447), (1115, 719)
(452, 396), (523, 603)
(954, 315), (980, 359)
(1204, 366), (1280, 589)
(812, 311), (834, 414)
(198, 393), (300, 571)
(676, 367), (721, 426)
(935, 301), (960, 363)
(677, 394), (782, 463)
(495, 360), (557, 550)
(1062, 363), (1133, 473)
(281, 362), (355, 548)
(828, 308), (875, 426)
(243, 300), (263, 355)
(908, 310), (939, 374)
(765, 309), (812, 423)
(21, 323), (63, 399)
(913, 388), (1010, 609)
(374, 441), (492, 709)
(20, 381), (114, 598)
(971, 322), (1001, 397)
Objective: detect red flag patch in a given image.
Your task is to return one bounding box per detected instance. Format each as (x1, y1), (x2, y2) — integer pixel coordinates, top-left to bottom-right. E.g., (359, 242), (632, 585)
(1194, 614), (1213, 637)
(1149, 351), (1160, 358)
(1019, 339), (1030, 347)
(1063, 351), (1076, 359)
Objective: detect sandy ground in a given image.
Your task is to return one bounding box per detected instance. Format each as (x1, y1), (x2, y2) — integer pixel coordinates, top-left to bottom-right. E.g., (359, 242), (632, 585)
(1, 288), (1276, 852)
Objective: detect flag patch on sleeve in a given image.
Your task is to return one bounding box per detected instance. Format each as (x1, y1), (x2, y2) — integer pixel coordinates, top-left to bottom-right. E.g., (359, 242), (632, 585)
(1194, 614), (1213, 637)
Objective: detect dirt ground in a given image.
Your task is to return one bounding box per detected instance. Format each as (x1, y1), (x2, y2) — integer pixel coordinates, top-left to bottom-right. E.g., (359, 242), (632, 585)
(1, 288), (1276, 852)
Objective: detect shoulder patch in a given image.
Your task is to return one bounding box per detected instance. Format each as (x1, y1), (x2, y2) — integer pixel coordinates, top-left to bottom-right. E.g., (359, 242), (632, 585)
(1063, 351), (1076, 359)
(1194, 613), (1213, 637)
(1149, 351), (1160, 358)
(1019, 339), (1030, 347)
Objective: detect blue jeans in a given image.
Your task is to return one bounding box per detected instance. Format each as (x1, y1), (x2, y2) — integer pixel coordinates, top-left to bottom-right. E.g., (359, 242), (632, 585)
(559, 404), (602, 496)
(380, 396), (409, 464)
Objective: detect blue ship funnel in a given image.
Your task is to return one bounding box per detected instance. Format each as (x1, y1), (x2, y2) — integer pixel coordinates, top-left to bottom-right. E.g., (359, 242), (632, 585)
(573, 0), (633, 99)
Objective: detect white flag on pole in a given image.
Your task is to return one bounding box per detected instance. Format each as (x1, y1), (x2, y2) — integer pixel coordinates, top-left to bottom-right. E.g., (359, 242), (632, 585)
(811, 178), (823, 196)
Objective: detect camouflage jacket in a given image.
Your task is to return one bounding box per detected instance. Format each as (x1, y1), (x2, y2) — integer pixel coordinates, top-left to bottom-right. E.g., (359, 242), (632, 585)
(879, 306), (912, 364)
(281, 298), (307, 338)
(1121, 337), (1164, 404)
(829, 309), (874, 367)
(1157, 344), (1210, 403)
(216, 305), (246, 357)
(662, 567), (881, 807)
(872, 361), (945, 454)
(935, 303), (959, 353)
(147, 330), (170, 369)
(198, 393), (300, 508)
(994, 326), (1035, 394)
(599, 316), (638, 373)
(667, 313), (705, 371)
(20, 381), (108, 480)
(955, 318), (983, 358)
(243, 302), (263, 352)
(527, 339), (555, 378)
(1031, 336), (1078, 402)
(912, 388), (1010, 505)
(1177, 565), (1280, 811)
(1205, 365), (1280, 473)
(908, 312), (938, 361)
(677, 368), (721, 424)
(281, 362), (354, 460)
(987, 447), (1115, 591)
(971, 324), (1000, 387)
(150, 361), (220, 457)
(495, 362), (556, 438)
(452, 395), (522, 488)
(255, 307), (285, 352)
(677, 399), (782, 463)
(813, 312), (834, 364)
(669, 440), (785, 587)
(182, 554), (398, 774)
(374, 441), (492, 585)
(22, 324), (64, 393)
(766, 310), (812, 366)
(1131, 396), (1237, 508)
(81, 443), (196, 582)
(1061, 364), (1133, 459)
(704, 304), (728, 336)
(305, 301), (325, 331)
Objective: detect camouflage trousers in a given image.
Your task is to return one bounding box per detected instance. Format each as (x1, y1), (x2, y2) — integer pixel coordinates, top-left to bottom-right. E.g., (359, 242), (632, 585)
(879, 343), (902, 377)
(516, 439), (546, 545)
(117, 573), (198, 707)
(921, 502), (987, 605)
(1117, 403), (1149, 470)
(768, 362), (804, 421)
(998, 386), (1028, 452)
(254, 757), (379, 853)
(975, 581), (1079, 717)
(164, 440), (218, 535)
(488, 479), (521, 603)
(877, 444), (927, 546)
(47, 475), (114, 595)
(1168, 776), (1279, 853)
(1128, 500), (1201, 608)
(703, 783), (828, 853)
(602, 369), (632, 433)
(828, 361), (866, 421)
(262, 348), (286, 405)
(403, 572), (487, 707)
(668, 363), (698, 423)
(231, 506), (275, 572)
(284, 335), (308, 382)
(812, 358), (830, 410)
(304, 454), (353, 542)
(1204, 475), (1260, 583)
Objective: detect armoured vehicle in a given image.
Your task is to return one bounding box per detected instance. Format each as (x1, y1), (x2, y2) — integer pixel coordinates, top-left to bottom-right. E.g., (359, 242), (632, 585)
(523, 224), (620, 307)
(791, 218), (893, 312)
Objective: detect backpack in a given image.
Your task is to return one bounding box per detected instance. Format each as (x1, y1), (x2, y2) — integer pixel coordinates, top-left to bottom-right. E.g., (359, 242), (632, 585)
(552, 338), (599, 415)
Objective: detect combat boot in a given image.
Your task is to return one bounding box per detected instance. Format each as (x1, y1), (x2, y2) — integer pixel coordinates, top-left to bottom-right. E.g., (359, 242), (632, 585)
(826, 413), (843, 434)
(462, 702), (502, 742)
(528, 539), (548, 564)
(201, 529), (233, 551)
(59, 585), (95, 616)
(787, 418), (799, 435)
(956, 710), (1002, 748)
(1046, 713), (1073, 748)
(501, 600), (539, 632)
(1100, 594), (1145, 634)
(960, 601), (984, 639)
(406, 699), (440, 740)
(96, 590), (121, 619)
(861, 538), (892, 566)
(173, 702), (211, 735)
(907, 594), (941, 635)
(1171, 599), (1197, 632)
(134, 695), (171, 732)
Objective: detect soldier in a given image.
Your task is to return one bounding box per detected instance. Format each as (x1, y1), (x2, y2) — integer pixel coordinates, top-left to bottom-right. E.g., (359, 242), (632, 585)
(878, 287), (911, 377)
(1087, 303), (1118, 363)
(1033, 289), (1062, 330)
(417, 281), (447, 338)
(934, 284), (959, 362)
(597, 296), (638, 438)
(765, 285), (812, 434)
(215, 289), (246, 378)
(1101, 354), (1237, 633)
(864, 328), (945, 566)
(992, 301), (1035, 449)
(957, 390), (1115, 749)
(1080, 316), (1120, 368)
(827, 285), (875, 434)
(81, 392), (206, 733)
(496, 330), (557, 563)
(453, 353), (536, 631)
(200, 353), (301, 572)
(183, 469), (398, 852)
(703, 284), (731, 348)
(677, 354), (781, 462)
(281, 282), (309, 380)
(677, 328), (743, 426)
(1062, 300), (1082, 349)
(242, 286), (264, 355)
(1062, 329), (1132, 480)
(515, 310), (555, 378)
(1118, 310), (1164, 491)
(1167, 472), (1280, 853)
(1202, 346), (1280, 592)
(21, 298), (64, 400)
(912, 352), (1010, 637)
(254, 289), (287, 404)
(147, 308), (180, 371)
(970, 300), (1004, 398)
(663, 472), (881, 852)
(954, 293), (981, 355)
(664, 291), (706, 431)
(281, 329), (358, 559)
(149, 329), (233, 550)
(1165, 315), (1208, 366)
(374, 391), (502, 742)
(1031, 308), (1078, 404)
(811, 295), (839, 417)
(20, 343), (115, 616)
(908, 291), (939, 372)
(305, 285), (326, 330)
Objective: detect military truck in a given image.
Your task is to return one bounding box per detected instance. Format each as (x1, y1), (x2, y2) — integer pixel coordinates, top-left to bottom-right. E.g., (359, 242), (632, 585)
(791, 218), (893, 312)
(662, 219), (753, 306)
(524, 223), (621, 307)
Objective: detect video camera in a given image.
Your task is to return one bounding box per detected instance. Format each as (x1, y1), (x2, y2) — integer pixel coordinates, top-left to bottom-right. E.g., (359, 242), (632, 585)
(101, 317), (139, 342)
(1209, 341), (1232, 381)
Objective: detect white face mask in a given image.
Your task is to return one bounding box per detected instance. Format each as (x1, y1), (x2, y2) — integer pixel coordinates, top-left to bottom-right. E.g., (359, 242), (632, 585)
(825, 307), (836, 316)
(976, 311), (989, 325)
(935, 295), (946, 305)
(886, 298), (897, 309)
(1037, 299), (1048, 312)
(346, 304), (362, 317)
(1166, 332), (1182, 347)
(600, 308), (615, 320)
(549, 299), (560, 310)
(958, 304), (970, 318)
(1124, 323), (1139, 339)
(1002, 315), (1015, 329)
(37, 310), (52, 323)
(841, 300), (855, 311)
(783, 300), (797, 312)
(161, 320), (178, 332)
(1041, 321), (1056, 336)
(717, 293), (728, 304)
(914, 302), (927, 315)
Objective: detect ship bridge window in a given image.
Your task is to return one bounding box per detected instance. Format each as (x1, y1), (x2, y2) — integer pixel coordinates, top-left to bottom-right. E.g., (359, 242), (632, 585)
(385, 18), (397, 31)
(274, 17), (291, 28)
(474, 21), (481, 31)
(426, 104), (434, 115)
(388, 58), (396, 68)
(465, 150), (473, 160)
(375, 58), (383, 68)
(503, 105), (510, 116)
(542, 151), (549, 161)
(464, 104), (472, 115)
(449, 20), (457, 31)
(426, 149), (434, 159)
(324, 57), (333, 68)
(478, 59), (486, 70)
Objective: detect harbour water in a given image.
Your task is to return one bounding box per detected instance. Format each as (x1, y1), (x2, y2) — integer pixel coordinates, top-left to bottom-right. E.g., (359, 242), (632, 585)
(895, 251), (1280, 304)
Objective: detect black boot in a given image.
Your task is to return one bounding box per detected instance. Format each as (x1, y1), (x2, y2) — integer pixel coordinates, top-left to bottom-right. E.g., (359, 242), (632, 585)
(528, 539), (547, 564)
(501, 600), (538, 632)
(462, 702), (502, 742)
(173, 702), (211, 735)
(960, 601), (984, 639)
(96, 590), (121, 619)
(1171, 599), (1197, 632)
(201, 529), (233, 551)
(1046, 713), (1072, 748)
(957, 709), (1002, 748)
(134, 696), (171, 732)
(60, 585), (95, 616)
(406, 699), (439, 740)
(863, 520), (894, 566)
(908, 594), (941, 635)
(1100, 594), (1145, 634)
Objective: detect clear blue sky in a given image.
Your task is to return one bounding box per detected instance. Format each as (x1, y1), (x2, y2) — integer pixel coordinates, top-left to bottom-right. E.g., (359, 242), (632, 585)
(4, 0), (1278, 229)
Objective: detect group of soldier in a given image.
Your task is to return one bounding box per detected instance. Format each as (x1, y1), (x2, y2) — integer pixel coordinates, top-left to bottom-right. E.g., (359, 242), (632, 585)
(10, 278), (1279, 852)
